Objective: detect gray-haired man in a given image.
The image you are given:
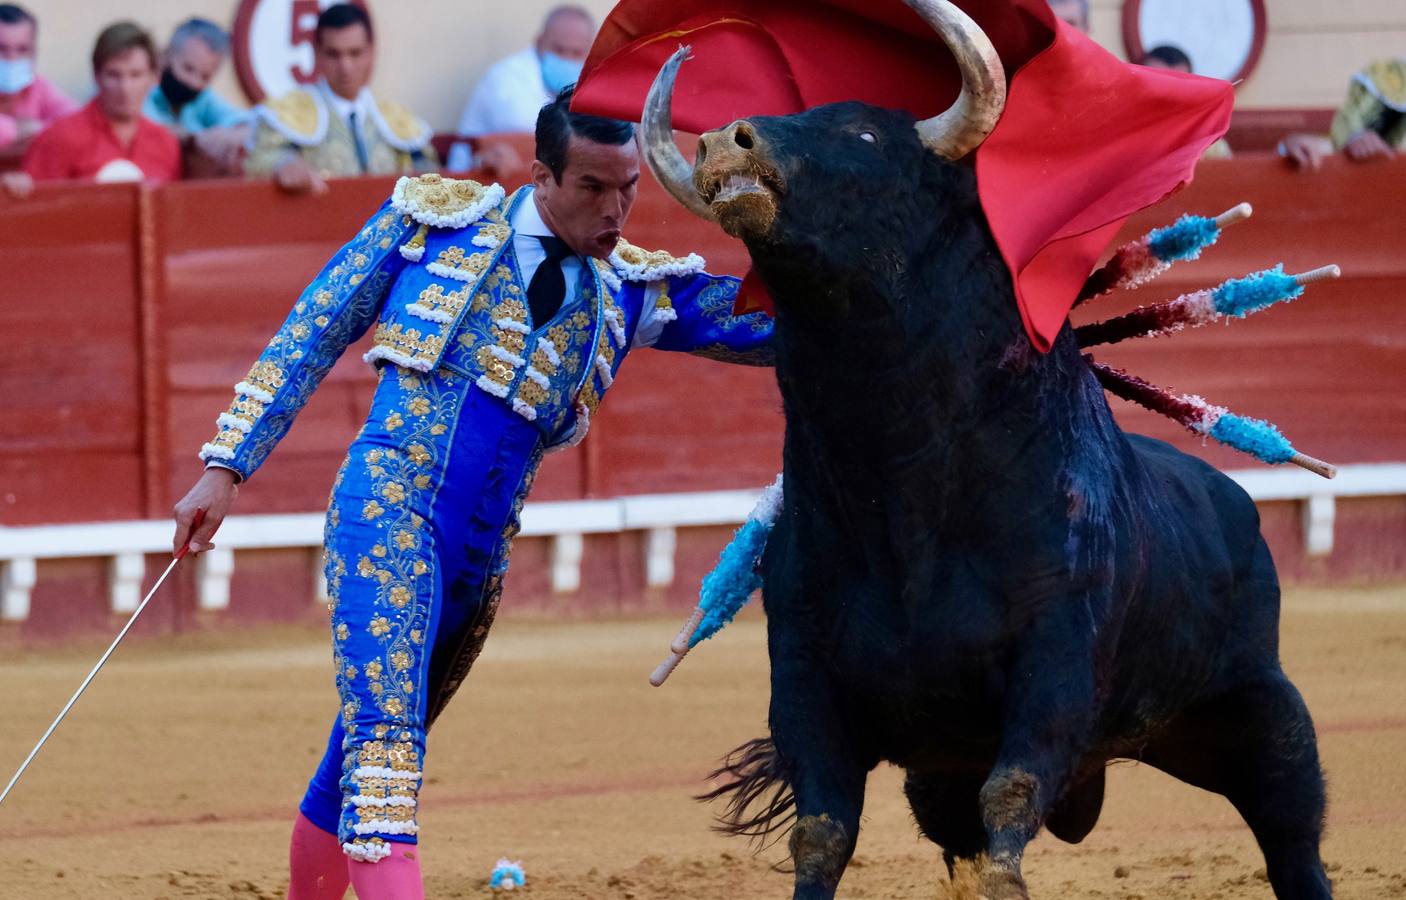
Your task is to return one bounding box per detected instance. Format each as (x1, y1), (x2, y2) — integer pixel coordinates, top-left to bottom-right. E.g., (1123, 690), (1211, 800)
(145, 17), (249, 173)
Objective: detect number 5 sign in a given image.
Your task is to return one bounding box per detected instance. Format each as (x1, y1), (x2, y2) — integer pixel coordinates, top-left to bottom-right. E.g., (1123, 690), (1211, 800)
(232, 0), (373, 104)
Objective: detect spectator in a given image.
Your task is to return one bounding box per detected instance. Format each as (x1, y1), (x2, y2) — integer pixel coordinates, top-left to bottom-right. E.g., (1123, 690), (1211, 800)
(245, 3), (435, 195)
(447, 5), (595, 172)
(1048, 0), (1089, 34)
(0, 4), (77, 164)
(3, 21), (179, 196)
(1138, 45), (1232, 159)
(145, 17), (249, 175)
(1283, 58), (1403, 171)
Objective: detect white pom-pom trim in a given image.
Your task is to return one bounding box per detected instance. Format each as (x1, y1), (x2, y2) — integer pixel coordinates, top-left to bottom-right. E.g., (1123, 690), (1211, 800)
(609, 248), (705, 283)
(488, 345), (525, 367)
(363, 346), (433, 373)
(199, 443), (236, 461)
(216, 413), (253, 434)
(398, 244), (425, 262)
(524, 366), (551, 389)
(603, 309), (627, 348)
(475, 374), (510, 398)
(234, 381), (276, 404)
(511, 398), (538, 421)
(350, 795), (418, 808)
(494, 317), (530, 334)
(343, 841), (393, 862)
(406, 303), (454, 324)
(352, 819), (419, 836)
(472, 232), (503, 249)
(425, 262), (483, 283)
(535, 339), (561, 367)
(595, 355), (614, 388)
(352, 766), (423, 781)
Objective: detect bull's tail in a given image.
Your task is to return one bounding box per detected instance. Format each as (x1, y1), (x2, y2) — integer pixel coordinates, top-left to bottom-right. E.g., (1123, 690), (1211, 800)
(696, 736), (797, 846)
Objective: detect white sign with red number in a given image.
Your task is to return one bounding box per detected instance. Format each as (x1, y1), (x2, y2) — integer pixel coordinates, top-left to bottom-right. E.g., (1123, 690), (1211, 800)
(232, 0), (372, 104)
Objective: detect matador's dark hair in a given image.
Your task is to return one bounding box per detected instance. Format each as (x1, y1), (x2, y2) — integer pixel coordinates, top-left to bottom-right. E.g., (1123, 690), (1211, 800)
(316, 3), (373, 44)
(535, 85), (636, 183)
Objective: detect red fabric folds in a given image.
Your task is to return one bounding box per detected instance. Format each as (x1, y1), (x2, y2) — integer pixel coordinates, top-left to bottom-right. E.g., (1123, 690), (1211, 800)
(574, 0), (1233, 351)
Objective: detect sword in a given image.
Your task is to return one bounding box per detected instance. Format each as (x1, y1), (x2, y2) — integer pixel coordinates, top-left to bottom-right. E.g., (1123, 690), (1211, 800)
(0, 508), (207, 808)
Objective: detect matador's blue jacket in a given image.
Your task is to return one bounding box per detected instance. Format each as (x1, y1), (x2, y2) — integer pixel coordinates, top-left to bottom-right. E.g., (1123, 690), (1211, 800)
(199, 174), (774, 477)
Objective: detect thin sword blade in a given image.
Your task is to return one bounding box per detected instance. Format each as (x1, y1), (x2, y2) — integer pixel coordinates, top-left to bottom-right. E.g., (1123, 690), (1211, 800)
(0, 538), (194, 808)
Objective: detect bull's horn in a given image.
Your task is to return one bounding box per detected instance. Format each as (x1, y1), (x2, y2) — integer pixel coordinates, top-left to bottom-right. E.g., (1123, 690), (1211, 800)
(904, 0), (1007, 160)
(641, 46), (717, 222)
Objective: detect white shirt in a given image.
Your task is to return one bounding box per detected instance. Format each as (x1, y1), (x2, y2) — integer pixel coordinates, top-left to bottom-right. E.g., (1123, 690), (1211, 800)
(447, 48), (552, 170)
(511, 187), (583, 312)
(319, 79), (373, 131)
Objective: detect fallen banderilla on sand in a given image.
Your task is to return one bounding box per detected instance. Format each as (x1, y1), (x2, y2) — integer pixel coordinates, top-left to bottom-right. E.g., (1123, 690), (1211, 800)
(0, 509), (210, 808)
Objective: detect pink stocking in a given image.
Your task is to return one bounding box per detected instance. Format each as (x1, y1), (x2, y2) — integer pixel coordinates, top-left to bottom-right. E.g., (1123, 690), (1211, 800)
(347, 841), (424, 900)
(288, 812), (350, 900)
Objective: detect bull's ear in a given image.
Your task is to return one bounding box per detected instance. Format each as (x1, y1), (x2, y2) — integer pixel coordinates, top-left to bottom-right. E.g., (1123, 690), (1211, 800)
(904, 0), (1007, 160)
(641, 46), (717, 223)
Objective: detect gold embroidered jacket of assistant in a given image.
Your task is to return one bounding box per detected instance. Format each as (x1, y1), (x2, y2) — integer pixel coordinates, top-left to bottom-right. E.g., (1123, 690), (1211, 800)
(245, 80), (438, 177)
(199, 175), (774, 480)
(1331, 59), (1406, 151)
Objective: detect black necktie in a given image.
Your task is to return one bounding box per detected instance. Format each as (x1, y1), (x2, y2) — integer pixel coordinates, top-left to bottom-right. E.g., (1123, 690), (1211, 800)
(348, 110), (369, 173)
(527, 236), (574, 325)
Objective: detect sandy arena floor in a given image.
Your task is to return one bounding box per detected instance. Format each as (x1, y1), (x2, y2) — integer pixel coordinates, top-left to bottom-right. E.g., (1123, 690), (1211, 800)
(1, 585), (1403, 900)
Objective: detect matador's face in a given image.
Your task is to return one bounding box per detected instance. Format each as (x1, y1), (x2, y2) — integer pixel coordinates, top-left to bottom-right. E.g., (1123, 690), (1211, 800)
(531, 135), (642, 260)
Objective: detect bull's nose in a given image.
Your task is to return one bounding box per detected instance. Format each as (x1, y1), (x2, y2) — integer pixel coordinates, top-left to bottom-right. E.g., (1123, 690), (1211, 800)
(697, 120), (765, 166)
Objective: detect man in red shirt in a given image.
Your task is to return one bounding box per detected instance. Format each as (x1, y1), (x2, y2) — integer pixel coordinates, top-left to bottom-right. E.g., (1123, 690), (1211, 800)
(2, 21), (179, 196)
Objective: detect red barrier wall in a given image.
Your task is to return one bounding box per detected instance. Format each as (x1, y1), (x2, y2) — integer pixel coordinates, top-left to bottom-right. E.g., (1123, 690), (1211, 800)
(2, 156), (1405, 629)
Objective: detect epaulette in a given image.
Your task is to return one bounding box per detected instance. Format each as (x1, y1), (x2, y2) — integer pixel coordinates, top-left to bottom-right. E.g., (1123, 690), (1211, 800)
(609, 238), (706, 283)
(1353, 59), (1406, 111)
(391, 174), (506, 229)
(253, 88), (327, 146)
(369, 99), (433, 153)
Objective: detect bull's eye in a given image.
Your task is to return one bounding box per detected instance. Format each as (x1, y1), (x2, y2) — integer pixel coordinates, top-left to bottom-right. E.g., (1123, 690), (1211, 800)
(859, 131), (877, 144)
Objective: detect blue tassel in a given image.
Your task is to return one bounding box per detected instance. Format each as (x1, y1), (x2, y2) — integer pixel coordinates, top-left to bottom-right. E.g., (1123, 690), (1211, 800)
(1209, 413), (1297, 465)
(1212, 265), (1303, 319)
(490, 859), (526, 890)
(689, 517), (771, 649)
(1147, 214), (1221, 262)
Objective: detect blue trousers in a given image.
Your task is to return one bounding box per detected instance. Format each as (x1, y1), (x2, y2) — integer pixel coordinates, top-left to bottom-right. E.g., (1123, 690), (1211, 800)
(297, 366), (543, 861)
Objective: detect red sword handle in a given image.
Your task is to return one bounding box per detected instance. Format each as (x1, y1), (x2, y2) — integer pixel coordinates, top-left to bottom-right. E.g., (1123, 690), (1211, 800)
(176, 507), (207, 560)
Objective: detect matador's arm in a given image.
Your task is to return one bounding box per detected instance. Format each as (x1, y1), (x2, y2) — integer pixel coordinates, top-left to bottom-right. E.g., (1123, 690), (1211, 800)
(199, 201), (414, 480)
(635, 271), (775, 366)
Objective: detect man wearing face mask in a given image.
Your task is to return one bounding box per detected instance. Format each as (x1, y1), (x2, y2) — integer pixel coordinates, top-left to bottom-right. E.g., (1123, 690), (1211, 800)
(446, 5), (595, 173)
(245, 4), (435, 195)
(145, 18), (250, 175)
(0, 4), (77, 164)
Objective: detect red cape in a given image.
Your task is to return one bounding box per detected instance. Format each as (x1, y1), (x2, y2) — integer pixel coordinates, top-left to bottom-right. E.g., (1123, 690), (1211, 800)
(573, 0), (1233, 351)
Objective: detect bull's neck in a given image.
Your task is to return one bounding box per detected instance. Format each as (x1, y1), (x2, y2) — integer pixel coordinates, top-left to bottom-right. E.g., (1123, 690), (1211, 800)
(762, 257), (1128, 539)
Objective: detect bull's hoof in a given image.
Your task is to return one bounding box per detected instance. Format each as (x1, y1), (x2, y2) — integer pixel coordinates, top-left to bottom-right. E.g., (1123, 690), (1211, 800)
(977, 867), (1029, 900)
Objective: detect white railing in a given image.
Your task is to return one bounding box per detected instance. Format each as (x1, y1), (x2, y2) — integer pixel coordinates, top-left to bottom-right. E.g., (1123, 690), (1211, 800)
(2, 464), (1405, 623)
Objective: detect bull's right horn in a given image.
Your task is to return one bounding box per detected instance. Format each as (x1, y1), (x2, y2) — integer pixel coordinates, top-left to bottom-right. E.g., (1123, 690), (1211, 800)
(905, 0), (1007, 160)
(641, 46), (717, 222)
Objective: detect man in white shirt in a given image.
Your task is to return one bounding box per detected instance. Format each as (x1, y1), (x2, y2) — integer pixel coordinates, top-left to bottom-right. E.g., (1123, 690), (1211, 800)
(446, 5), (594, 172)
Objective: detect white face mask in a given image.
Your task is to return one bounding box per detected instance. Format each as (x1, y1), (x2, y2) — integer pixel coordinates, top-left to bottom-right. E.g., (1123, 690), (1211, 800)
(0, 57), (35, 94)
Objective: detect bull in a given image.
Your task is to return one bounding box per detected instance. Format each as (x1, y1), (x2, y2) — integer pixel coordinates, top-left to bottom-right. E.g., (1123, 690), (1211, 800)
(638, 2), (1333, 899)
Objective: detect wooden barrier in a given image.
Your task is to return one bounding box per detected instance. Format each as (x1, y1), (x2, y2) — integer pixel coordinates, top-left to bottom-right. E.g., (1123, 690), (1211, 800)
(1, 155), (1404, 639)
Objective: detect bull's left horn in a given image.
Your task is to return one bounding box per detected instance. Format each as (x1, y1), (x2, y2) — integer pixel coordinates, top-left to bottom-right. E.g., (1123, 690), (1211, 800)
(905, 0), (1007, 160)
(641, 46), (717, 222)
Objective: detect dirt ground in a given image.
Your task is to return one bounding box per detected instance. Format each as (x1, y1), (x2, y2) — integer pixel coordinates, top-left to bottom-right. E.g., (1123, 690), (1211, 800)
(1, 585), (1403, 900)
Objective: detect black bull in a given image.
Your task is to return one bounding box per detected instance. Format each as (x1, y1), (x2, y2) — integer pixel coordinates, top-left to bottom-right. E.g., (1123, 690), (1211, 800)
(676, 104), (1333, 900)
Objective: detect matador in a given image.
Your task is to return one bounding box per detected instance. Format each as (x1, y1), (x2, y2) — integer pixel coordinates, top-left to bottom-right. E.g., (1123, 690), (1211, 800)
(172, 87), (772, 898)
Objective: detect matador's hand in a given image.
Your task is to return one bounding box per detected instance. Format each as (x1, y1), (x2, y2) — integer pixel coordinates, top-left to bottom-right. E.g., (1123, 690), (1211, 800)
(173, 468), (239, 554)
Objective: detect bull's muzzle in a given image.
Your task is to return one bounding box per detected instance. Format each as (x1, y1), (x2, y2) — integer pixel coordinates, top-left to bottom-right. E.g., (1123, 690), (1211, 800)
(694, 121), (781, 240)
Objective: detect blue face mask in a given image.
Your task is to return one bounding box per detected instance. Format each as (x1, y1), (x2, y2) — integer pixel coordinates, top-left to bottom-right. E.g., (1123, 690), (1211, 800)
(539, 51), (583, 96)
(0, 57), (35, 95)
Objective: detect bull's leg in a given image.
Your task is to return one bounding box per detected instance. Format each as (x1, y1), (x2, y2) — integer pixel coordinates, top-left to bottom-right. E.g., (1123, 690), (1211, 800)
(769, 653), (868, 900)
(1141, 673), (1331, 900)
(903, 771), (988, 877)
(977, 610), (1100, 899)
